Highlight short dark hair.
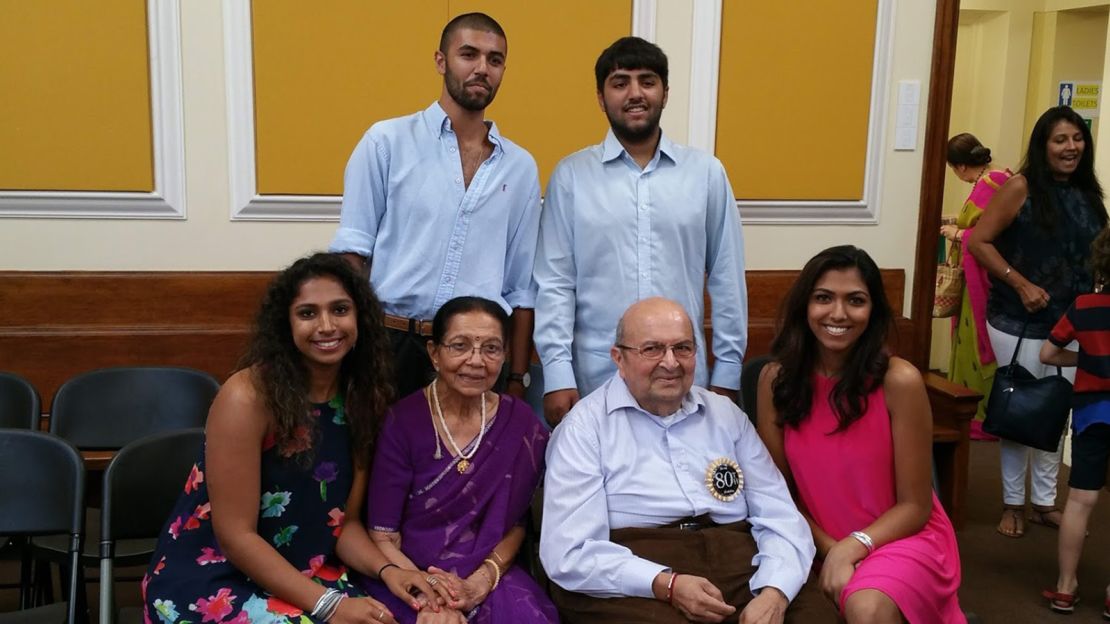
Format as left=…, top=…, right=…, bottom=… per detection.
left=594, top=36, right=668, bottom=92
left=770, top=245, right=893, bottom=431
left=1020, top=106, right=1106, bottom=232
left=1091, top=227, right=1110, bottom=287
left=431, top=296, right=511, bottom=344
left=946, top=133, right=992, bottom=167
left=439, top=12, right=506, bottom=53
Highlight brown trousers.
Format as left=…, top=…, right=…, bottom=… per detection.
left=551, top=519, right=837, bottom=624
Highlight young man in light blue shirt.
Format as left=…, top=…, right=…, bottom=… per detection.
left=330, top=13, right=540, bottom=399
left=534, top=36, right=747, bottom=425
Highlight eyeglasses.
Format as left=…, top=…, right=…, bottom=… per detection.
left=615, top=341, right=696, bottom=360
left=440, top=340, right=506, bottom=359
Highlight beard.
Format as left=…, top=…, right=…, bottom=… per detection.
left=445, top=70, right=497, bottom=112
left=605, top=104, right=662, bottom=144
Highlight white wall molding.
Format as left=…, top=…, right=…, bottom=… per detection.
left=224, top=1, right=340, bottom=221
left=689, top=0, right=894, bottom=224
left=0, top=0, right=186, bottom=219
left=632, top=0, right=658, bottom=41
left=687, top=0, right=722, bottom=153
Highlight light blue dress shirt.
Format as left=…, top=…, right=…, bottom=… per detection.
left=534, top=130, right=747, bottom=396
left=330, top=102, right=542, bottom=318
left=539, top=375, right=815, bottom=601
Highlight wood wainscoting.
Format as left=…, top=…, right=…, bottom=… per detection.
left=0, top=267, right=975, bottom=525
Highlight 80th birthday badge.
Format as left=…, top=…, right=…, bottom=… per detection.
left=705, top=457, right=743, bottom=502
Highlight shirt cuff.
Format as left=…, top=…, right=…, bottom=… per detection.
left=1047, top=333, right=1070, bottom=348
left=543, top=360, right=578, bottom=394
left=504, top=287, right=537, bottom=309
left=709, top=361, right=742, bottom=390
left=328, top=227, right=375, bottom=258
left=750, top=564, right=803, bottom=602
left=620, top=558, right=668, bottom=599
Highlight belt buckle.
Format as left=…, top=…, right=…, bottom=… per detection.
left=678, top=521, right=700, bottom=531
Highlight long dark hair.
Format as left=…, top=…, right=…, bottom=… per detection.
left=770, top=245, right=892, bottom=430
left=1021, top=106, right=1107, bottom=233
left=238, top=253, right=393, bottom=466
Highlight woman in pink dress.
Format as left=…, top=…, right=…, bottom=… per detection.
left=756, top=245, right=964, bottom=623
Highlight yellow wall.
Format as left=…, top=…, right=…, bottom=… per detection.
left=252, top=1, right=629, bottom=194
left=715, top=1, right=877, bottom=200
left=0, top=0, right=154, bottom=192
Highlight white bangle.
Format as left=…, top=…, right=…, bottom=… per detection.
left=849, top=530, right=875, bottom=554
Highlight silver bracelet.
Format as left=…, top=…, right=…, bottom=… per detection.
left=310, top=588, right=344, bottom=622
left=849, top=530, right=875, bottom=554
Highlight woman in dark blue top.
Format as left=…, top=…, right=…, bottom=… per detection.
left=968, top=106, right=1107, bottom=539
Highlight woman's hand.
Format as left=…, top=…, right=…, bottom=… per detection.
left=939, top=224, right=960, bottom=241
left=1017, top=280, right=1050, bottom=312
left=331, top=596, right=398, bottom=624
left=818, top=537, right=867, bottom=604
left=414, top=607, right=468, bottom=624
left=380, top=566, right=457, bottom=613
left=428, top=565, right=488, bottom=612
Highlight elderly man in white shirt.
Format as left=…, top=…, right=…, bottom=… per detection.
left=540, top=298, right=834, bottom=624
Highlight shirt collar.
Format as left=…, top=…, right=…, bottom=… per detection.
left=424, top=101, right=504, bottom=153
left=600, top=128, right=678, bottom=167
left=604, top=373, right=704, bottom=425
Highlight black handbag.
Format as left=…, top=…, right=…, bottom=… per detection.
left=983, top=322, right=1073, bottom=452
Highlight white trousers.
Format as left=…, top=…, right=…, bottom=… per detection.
left=986, top=322, right=1075, bottom=506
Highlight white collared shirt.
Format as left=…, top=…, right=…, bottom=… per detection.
left=540, top=375, right=814, bottom=600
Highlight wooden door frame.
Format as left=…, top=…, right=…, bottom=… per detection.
left=909, top=0, right=961, bottom=370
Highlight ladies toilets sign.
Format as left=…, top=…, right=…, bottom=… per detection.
left=1059, top=81, right=1101, bottom=119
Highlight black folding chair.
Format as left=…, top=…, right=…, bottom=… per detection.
left=99, top=428, right=204, bottom=624
left=0, top=430, right=85, bottom=624
left=0, top=372, right=40, bottom=430
left=0, top=372, right=42, bottom=603
left=34, top=367, right=218, bottom=605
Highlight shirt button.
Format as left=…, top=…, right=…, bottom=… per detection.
left=455, top=177, right=462, bottom=184
left=641, top=272, right=648, bottom=278
left=450, top=147, right=457, bottom=153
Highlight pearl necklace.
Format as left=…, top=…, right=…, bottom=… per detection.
left=431, top=379, right=486, bottom=474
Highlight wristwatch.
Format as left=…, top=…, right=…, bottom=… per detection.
left=508, top=371, right=531, bottom=388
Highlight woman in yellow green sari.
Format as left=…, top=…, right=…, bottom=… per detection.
left=940, top=133, right=1012, bottom=440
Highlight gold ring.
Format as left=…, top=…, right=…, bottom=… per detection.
left=427, top=576, right=439, bottom=586
left=377, top=609, right=384, bottom=620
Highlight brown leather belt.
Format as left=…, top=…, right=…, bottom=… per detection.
left=383, top=313, right=434, bottom=337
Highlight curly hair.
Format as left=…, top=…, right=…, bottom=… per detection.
left=1090, top=227, right=1110, bottom=289
left=1021, top=106, right=1107, bottom=233
left=238, top=253, right=393, bottom=466
left=770, top=245, right=893, bottom=431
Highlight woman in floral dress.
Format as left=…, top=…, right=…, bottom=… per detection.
left=143, top=254, right=446, bottom=624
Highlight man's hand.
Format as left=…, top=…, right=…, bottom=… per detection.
left=654, top=573, right=736, bottom=623
left=708, top=386, right=739, bottom=403
left=543, top=389, right=579, bottom=426
left=505, top=378, right=527, bottom=399
left=738, top=587, right=787, bottom=624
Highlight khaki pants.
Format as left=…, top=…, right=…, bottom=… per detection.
left=551, top=518, right=836, bottom=624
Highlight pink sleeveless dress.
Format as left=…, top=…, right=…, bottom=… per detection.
left=784, top=375, right=964, bottom=623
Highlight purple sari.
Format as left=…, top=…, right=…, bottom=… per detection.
left=358, top=390, right=558, bottom=623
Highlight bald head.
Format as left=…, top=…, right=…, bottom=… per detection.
left=611, top=298, right=697, bottom=416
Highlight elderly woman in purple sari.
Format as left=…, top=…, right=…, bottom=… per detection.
left=354, top=296, right=559, bottom=623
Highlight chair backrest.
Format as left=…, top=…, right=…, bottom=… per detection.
left=0, top=430, right=85, bottom=624
left=739, top=355, right=772, bottom=422
left=99, top=428, right=204, bottom=624
left=51, top=367, right=219, bottom=449
left=0, top=371, right=41, bottom=430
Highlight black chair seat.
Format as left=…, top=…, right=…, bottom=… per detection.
left=32, top=534, right=157, bottom=567
left=0, top=601, right=68, bottom=624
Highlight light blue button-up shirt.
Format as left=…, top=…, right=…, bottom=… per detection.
left=330, top=102, right=541, bottom=318
left=534, top=130, right=747, bottom=395
left=540, top=375, right=814, bottom=600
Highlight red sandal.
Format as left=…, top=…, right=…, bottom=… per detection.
left=1042, top=589, right=1079, bottom=614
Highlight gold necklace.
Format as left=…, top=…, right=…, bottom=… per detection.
left=431, top=379, right=486, bottom=473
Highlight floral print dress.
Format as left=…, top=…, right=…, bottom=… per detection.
left=143, top=398, right=364, bottom=624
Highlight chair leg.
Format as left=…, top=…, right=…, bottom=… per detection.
left=18, top=541, right=33, bottom=609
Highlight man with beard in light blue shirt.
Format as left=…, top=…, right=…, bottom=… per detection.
left=540, top=298, right=833, bottom=624
left=534, top=36, right=747, bottom=426
left=330, top=13, right=540, bottom=400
